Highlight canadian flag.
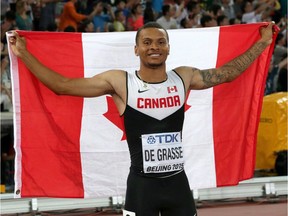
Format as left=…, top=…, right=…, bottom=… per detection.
left=167, top=86, right=178, bottom=93
left=8, top=23, right=276, bottom=198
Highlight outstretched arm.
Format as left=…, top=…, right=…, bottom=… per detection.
left=176, top=22, right=276, bottom=90
left=8, top=31, right=125, bottom=98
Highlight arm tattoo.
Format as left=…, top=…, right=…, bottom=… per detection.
left=230, top=41, right=267, bottom=73
left=199, top=68, right=226, bottom=88
left=198, top=41, right=269, bottom=88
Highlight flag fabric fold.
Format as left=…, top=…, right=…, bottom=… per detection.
left=8, top=23, right=276, bottom=198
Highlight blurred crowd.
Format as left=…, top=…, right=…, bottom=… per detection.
left=0, top=0, right=287, bottom=112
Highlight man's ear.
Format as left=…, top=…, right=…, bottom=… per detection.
left=134, top=45, right=139, bottom=56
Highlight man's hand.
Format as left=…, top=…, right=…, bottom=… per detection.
left=8, top=31, right=27, bottom=58
left=259, top=21, right=277, bottom=45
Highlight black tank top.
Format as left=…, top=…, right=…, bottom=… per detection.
left=123, top=70, right=186, bottom=177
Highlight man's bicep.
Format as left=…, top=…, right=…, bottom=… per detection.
left=190, top=68, right=226, bottom=90
left=88, top=71, right=117, bottom=96
left=188, top=68, right=208, bottom=90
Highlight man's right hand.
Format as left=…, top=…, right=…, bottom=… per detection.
left=8, top=31, right=27, bottom=58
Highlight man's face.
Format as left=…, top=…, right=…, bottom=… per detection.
left=244, top=2, right=253, bottom=13
left=135, top=28, right=170, bottom=68
left=205, top=19, right=217, bottom=27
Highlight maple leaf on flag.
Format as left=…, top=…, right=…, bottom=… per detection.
left=103, top=96, right=126, bottom=141
left=185, top=91, right=191, bottom=112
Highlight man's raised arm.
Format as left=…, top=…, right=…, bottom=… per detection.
left=8, top=31, right=121, bottom=97
left=180, top=22, right=276, bottom=90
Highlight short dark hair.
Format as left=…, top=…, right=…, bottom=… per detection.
left=135, top=22, right=169, bottom=44
left=5, top=10, right=16, bottom=21
left=217, top=15, right=227, bottom=25
left=162, top=4, right=171, bottom=16
left=200, top=15, right=212, bottom=27
left=208, top=4, right=221, bottom=16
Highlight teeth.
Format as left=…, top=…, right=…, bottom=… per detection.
left=150, top=54, right=160, bottom=57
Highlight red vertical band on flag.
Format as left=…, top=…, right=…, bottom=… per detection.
left=213, top=23, right=276, bottom=186
left=18, top=32, right=84, bottom=197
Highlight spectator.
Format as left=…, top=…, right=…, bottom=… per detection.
left=1, top=10, right=17, bottom=44
left=92, top=1, right=115, bottom=32
left=156, top=4, right=178, bottom=29
left=126, top=0, right=141, bottom=19
left=241, top=0, right=275, bottom=24
left=276, top=17, right=287, bottom=35
left=78, top=20, right=95, bottom=33
left=152, top=0, right=164, bottom=18
left=217, top=14, right=229, bottom=26
left=74, top=0, right=87, bottom=15
left=38, top=0, right=62, bottom=31
left=15, top=0, right=33, bottom=30
left=113, top=9, right=126, bottom=31
left=229, top=17, right=241, bottom=25
left=114, top=0, right=130, bottom=21
left=29, top=0, right=41, bottom=30
left=265, top=54, right=287, bottom=95
left=126, top=3, right=144, bottom=31
left=186, top=0, right=202, bottom=27
left=207, top=4, right=223, bottom=21
left=200, top=14, right=217, bottom=27
left=220, top=0, right=236, bottom=19
left=233, top=0, right=245, bottom=20
left=273, top=33, right=287, bottom=65
left=1, top=55, right=12, bottom=112
left=172, top=0, right=186, bottom=26
left=58, top=0, right=97, bottom=32
left=1, top=0, right=11, bottom=19
left=180, top=17, right=193, bottom=28
left=144, top=1, right=156, bottom=24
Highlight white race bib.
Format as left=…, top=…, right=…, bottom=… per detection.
left=141, top=132, right=185, bottom=173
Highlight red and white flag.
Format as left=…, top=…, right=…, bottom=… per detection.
left=167, top=86, right=178, bottom=93
left=8, top=23, right=276, bottom=198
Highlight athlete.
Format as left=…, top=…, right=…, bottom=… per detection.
left=9, top=21, right=275, bottom=216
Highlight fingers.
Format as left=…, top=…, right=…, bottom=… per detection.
left=271, top=21, right=280, bottom=33
left=268, top=21, right=279, bottom=32
left=265, top=21, right=274, bottom=29
left=7, top=31, right=20, bottom=45
left=260, top=21, right=279, bottom=35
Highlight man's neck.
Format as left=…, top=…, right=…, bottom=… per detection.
left=164, top=15, right=171, bottom=22
left=138, top=66, right=167, bottom=83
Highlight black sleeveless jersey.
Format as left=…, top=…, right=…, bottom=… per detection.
left=123, top=70, right=186, bottom=177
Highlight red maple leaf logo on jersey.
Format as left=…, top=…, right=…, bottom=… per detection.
left=103, top=91, right=192, bottom=141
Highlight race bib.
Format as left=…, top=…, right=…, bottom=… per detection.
left=141, top=132, right=185, bottom=173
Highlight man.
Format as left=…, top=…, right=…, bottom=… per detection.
left=200, top=14, right=217, bottom=27
left=91, top=0, right=115, bottom=32
left=156, top=4, right=178, bottom=29
left=37, top=0, right=62, bottom=31
left=9, top=21, right=274, bottom=216
left=58, top=0, right=97, bottom=32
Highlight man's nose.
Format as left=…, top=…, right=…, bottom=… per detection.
left=150, top=42, right=159, bottom=49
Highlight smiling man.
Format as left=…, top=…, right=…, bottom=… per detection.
left=9, top=21, right=275, bottom=216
